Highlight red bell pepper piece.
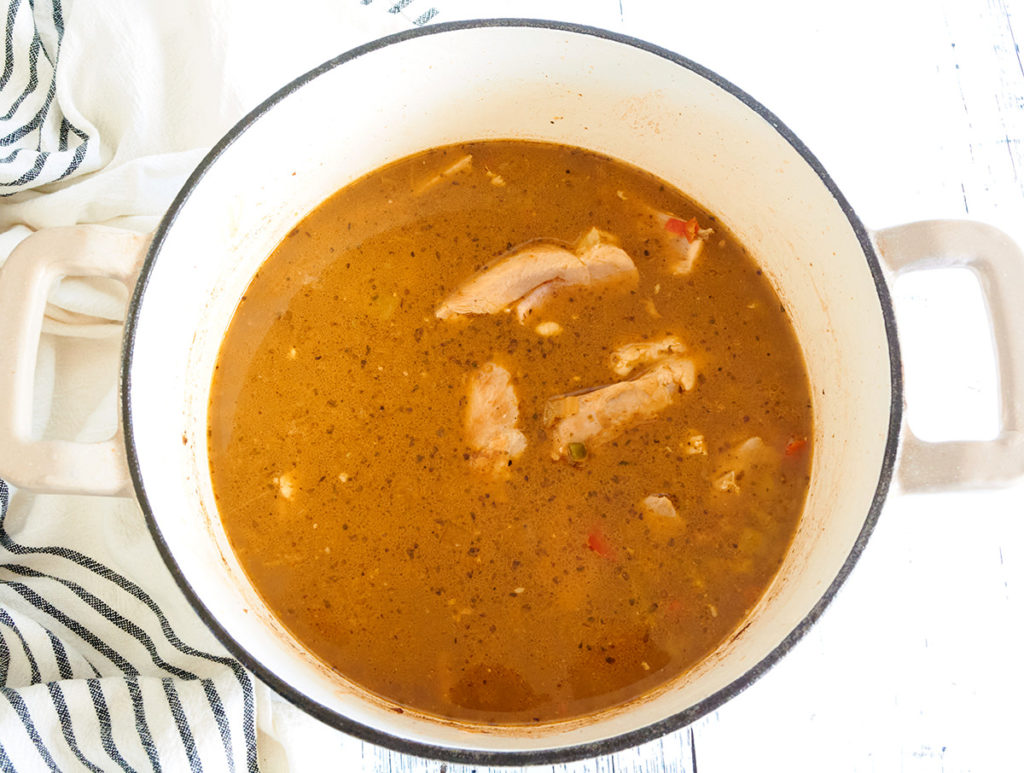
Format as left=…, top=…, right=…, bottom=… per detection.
left=665, top=216, right=699, bottom=242
left=785, top=436, right=808, bottom=456
left=587, top=528, right=614, bottom=559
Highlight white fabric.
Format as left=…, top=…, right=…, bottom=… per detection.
left=0, top=1, right=440, bottom=769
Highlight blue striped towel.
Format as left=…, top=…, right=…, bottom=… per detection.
left=0, top=481, right=260, bottom=772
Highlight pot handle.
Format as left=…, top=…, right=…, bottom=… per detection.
left=0, top=226, right=147, bottom=496
left=873, top=220, right=1024, bottom=492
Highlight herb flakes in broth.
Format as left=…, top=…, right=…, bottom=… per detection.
left=208, top=140, right=813, bottom=724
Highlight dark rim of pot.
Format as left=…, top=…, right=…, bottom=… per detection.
left=121, top=17, right=903, bottom=767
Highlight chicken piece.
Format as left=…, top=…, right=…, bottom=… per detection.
left=713, top=469, right=741, bottom=493
left=437, top=243, right=581, bottom=320
left=435, top=229, right=638, bottom=322
left=535, top=321, right=563, bottom=337
left=465, top=362, right=528, bottom=475
left=272, top=472, right=296, bottom=500
left=544, top=356, right=696, bottom=459
left=640, top=493, right=678, bottom=519
left=646, top=208, right=714, bottom=276
left=670, top=239, right=708, bottom=276
left=516, top=234, right=638, bottom=322
left=609, top=335, right=687, bottom=376
left=711, top=437, right=777, bottom=494
left=684, top=433, right=707, bottom=455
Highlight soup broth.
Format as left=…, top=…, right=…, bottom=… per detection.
left=208, top=140, right=812, bottom=724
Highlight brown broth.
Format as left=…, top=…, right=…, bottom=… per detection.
left=208, top=140, right=813, bottom=724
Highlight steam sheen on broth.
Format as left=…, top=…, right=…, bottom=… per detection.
left=208, top=140, right=813, bottom=724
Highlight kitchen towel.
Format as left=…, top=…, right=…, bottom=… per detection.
left=0, top=0, right=442, bottom=769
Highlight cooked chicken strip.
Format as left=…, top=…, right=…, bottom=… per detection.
left=609, top=335, right=687, bottom=376
left=544, top=356, right=696, bottom=459
left=516, top=239, right=638, bottom=322
left=465, top=362, right=528, bottom=475
left=436, top=229, right=638, bottom=321
left=437, top=243, right=581, bottom=320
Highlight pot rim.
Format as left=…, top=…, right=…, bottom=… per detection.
left=121, top=17, right=903, bottom=765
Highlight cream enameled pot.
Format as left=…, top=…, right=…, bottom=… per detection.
left=2, top=20, right=1023, bottom=765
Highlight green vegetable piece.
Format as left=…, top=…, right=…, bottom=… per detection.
left=568, top=442, right=587, bottom=460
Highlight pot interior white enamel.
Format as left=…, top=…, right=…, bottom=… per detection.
left=124, top=21, right=898, bottom=761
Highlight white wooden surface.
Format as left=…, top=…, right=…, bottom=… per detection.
left=300, top=1, right=1023, bottom=771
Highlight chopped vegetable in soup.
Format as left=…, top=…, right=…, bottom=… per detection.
left=208, top=140, right=813, bottom=724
